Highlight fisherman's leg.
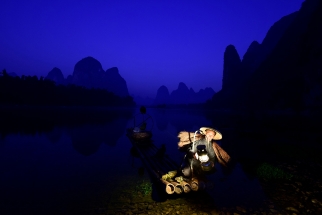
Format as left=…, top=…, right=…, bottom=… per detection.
left=191, top=159, right=203, bottom=176
left=181, top=158, right=192, bottom=178
left=181, top=166, right=192, bottom=177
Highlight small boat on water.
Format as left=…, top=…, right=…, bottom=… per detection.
left=126, top=127, right=152, bottom=143
left=126, top=106, right=154, bottom=145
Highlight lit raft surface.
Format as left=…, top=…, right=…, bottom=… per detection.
left=127, top=130, right=208, bottom=195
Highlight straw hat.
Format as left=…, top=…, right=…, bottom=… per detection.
left=199, top=127, right=222, bottom=140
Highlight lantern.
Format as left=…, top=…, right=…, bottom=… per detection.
left=197, top=145, right=213, bottom=171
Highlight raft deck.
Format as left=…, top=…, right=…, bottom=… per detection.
left=129, top=134, right=205, bottom=195
left=131, top=140, right=179, bottom=181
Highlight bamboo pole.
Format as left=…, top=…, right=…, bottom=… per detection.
left=132, top=142, right=183, bottom=195
left=132, top=144, right=169, bottom=192
left=189, top=178, right=206, bottom=191
left=146, top=144, right=211, bottom=193
left=146, top=145, right=178, bottom=172
left=139, top=147, right=171, bottom=180
left=190, top=178, right=198, bottom=191
left=147, top=144, right=179, bottom=171
left=142, top=144, right=205, bottom=194
left=143, top=147, right=171, bottom=173
left=143, top=146, right=181, bottom=189
left=180, top=180, right=191, bottom=193
left=133, top=144, right=160, bottom=173
left=138, top=146, right=181, bottom=195
left=160, top=179, right=175, bottom=194
left=131, top=140, right=197, bottom=195
left=169, top=181, right=183, bottom=194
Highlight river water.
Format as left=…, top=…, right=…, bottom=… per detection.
left=0, top=107, right=271, bottom=214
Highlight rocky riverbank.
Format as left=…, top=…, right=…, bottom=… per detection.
left=96, top=159, right=322, bottom=215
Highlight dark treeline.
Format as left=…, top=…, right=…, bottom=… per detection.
left=0, top=70, right=135, bottom=107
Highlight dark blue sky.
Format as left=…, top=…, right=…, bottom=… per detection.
left=1, top=0, right=304, bottom=98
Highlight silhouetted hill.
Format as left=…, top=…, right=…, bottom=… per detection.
left=153, top=82, right=215, bottom=106
left=104, top=67, right=129, bottom=97
left=196, top=87, right=216, bottom=103
left=245, top=12, right=298, bottom=74
left=221, top=12, right=297, bottom=95
left=210, top=0, right=322, bottom=111
left=154, top=85, right=170, bottom=105
left=72, top=56, right=105, bottom=89
left=0, top=70, right=135, bottom=107
left=72, top=57, right=129, bottom=97
left=170, top=82, right=195, bottom=104
left=243, top=0, right=321, bottom=111
left=45, top=67, right=65, bottom=85
left=0, top=70, right=18, bottom=77
left=241, top=41, right=261, bottom=75
left=45, top=56, right=129, bottom=97
left=222, top=45, right=242, bottom=92
left=215, top=11, right=298, bottom=109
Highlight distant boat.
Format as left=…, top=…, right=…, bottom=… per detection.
left=126, top=106, right=154, bottom=145
left=126, top=128, right=152, bottom=143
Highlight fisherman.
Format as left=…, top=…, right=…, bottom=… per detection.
left=178, top=127, right=229, bottom=178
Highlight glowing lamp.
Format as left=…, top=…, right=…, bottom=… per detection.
left=197, top=147, right=209, bottom=162
left=197, top=145, right=214, bottom=172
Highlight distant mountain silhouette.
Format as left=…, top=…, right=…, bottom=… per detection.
left=104, top=67, right=129, bottom=97
left=170, top=82, right=195, bottom=104
left=1, top=70, right=18, bottom=77
left=45, top=67, right=65, bottom=85
left=196, top=87, right=216, bottom=103
left=153, top=82, right=215, bottom=106
left=244, top=0, right=322, bottom=110
left=222, top=44, right=242, bottom=92
left=45, top=56, right=129, bottom=97
left=243, top=12, right=298, bottom=74
left=72, top=57, right=129, bottom=97
left=154, top=85, right=170, bottom=105
left=72, top=56, right=105, bottom=88
left=210, top=0, right=322, bottom=111
left=217, top=12, right=298, bottom=107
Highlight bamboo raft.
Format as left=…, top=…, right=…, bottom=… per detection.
left=127, top=130, right=207, bottom=195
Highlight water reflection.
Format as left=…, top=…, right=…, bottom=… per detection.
left=153, top=108, right=213, bottom=133
left=70, top=118, right=128, bottom=155
left=0, top=107, right=271, bottom=214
